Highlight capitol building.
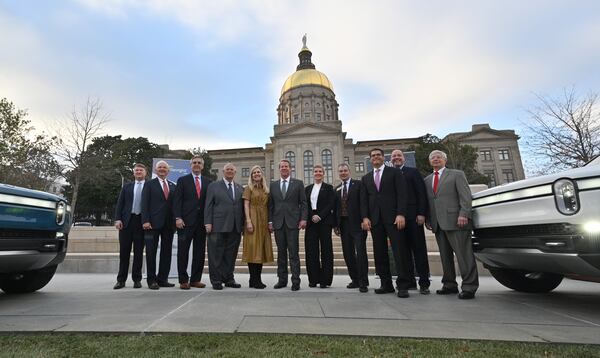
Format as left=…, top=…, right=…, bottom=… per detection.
left=208, top=41, right=525, bottom=187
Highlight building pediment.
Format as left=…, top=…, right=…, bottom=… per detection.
left=275, top=121, right=342, bottom=137
left=445, top=123, right=519, bottom=141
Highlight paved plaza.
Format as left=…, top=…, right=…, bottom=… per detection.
left=1, top=274, right=599, bottom=344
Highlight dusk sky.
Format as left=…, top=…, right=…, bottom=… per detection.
left=2, top=1, right=599, bottom=154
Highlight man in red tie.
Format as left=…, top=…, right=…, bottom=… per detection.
left=425, top=150, right=479, bottom=299
left=172, top=155, right=212, bottom=290
left=141, top=160, right=176, bottom=290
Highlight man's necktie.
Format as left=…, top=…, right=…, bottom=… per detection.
left=195, top=176, right=201, bottom=198
left=375, top=169, right=381, bottom=192
left=162, top=179, right=169, bottom=200
left=342, top=180, right=348, bottom=199
left=228, top=182, right=234, bottom=200
left=281, top=180, right=287, bottom=198
left=133, top=182, right=142, bottom=214
left=433, top=171, right=440, bottom=194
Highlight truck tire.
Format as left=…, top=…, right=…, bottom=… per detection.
left=0, top=265, right=58, bottom=294
left=488, top=267, right=563, bottom=293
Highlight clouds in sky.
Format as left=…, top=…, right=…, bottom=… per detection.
left=1, top=1, right=599, bottom=150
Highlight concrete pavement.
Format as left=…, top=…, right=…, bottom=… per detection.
left=1, top=274, right=599, bottom=344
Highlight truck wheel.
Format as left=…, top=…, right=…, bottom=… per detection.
left=488, top=267, right=563, bottom=293
left=0, top=265, right=58, bottom=294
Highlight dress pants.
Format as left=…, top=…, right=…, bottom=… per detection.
left=177, top=223, right=206, bottom=284
left=144, top=224, right=174, bottom=284
left=435, top=229, right=479, bottom=293
left=116, top=214, right=144, bottom=283
left=305, top=220, right=333, bottom=286
left=207, top=231, right=241, bottom=285
left=404, top=218, right=431, bottom=287
left=371, top=222, right=412, bottom=290
left=339, top=217, right=369, bottom=288
left=274, top=223, right=301, bottom=286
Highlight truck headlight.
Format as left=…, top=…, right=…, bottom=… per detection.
left=553, top=179, right=579, bottom=215
left=56, top=201, right=66, bottom=225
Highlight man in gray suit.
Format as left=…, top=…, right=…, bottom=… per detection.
left=268, top=159, right=308, bottom=291
left=424, top=150, right=479, bottom=299
left=204, top=163, right=245, bottom=290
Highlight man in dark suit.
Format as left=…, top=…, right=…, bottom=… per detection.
left=334, top=163, right=369, bottom=293
left=173, top=155, right=212, bottom=290
left=360, top=148, right=412, bottom=298
left=204, top=163, right=244, bottom=290
left=268, top=159, right=307, bottom=291
left=391, top=149, right=431, bottom=294
left=304, top=164, right=335, bottom=288
left=425, top=150, right=479, bottom=299
left=113, top=163, right=147, bottom=290
left=141, top=160, right=176, bottom=290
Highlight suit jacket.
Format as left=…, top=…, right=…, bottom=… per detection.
left=114, top=181, right=145, bottom=229
left=360, top=166, right=408, bottom=225
left=268, top=178, right=308, bottom=230
left=305, top=182, right=335, bottom=227
left=398, top=165, right=428, bottom=219
left=334, top=178, right=364, bottom=232
left=204, top=180, right=244, bottom=233
left=172, top=173, right=211, bottom=228
left=141, top=177, right=176, bottom=230
left=424, top=168, right=472, bottom=232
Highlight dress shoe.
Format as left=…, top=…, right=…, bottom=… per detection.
left=419, top=286, right=430, bottom=295
left=225, top=281, right=241, bottom=288
left=458, top=291, right=475, bottom=300
left=308, top=283, right=317, bottom=288
left=113, top=282, right=125, bottom=290
left=397, top=289, right=410, bottom=298
left=190, top=281, right=206, bottom=288
left=273, top=282, right=287, bottom=289
left=319, top=284, right=329, bottom=289
left=359, top=286, right=369, bottom=293
left=158, top=281, right=175, bottom=288
left=180, top=282, right=190, bottom=290
left=256, top=281, right=267, bottom=289
left=374, top=286, right=395, bottom=294
left=133, top=281, right=142, bottom=289
left=436, top=287, right=459, bottom=295
left=291, top=284, right=300, bottom=291
left=408, top=282, right=418, bottom=290
left=347, top=281, right=359, bottom=289
left=212, top=283, right=223, bottom=290
left=148, top=282, right=160, bottom=290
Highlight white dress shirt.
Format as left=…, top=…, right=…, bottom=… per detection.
left=310, top=182, right=322, bottom=210
left=431, top=167, right=446, bottom=189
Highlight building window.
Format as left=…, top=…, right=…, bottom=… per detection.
left=270, top=160, right=274, bottom=180
left=344, top=156, right=350, bottom=164
left=326, top=114, right=331, bottom=121
left=303, top=150, right=314, bottom=183
left=285, top=151, right=296, bottom=178
left=304, top=113, right=310, bottom=120
left=484, top=170, right=496, bottom=187
left=316, top=113, right=321, bottom=121
left=480, top=150, right=492, bottom=161
left=355, top=162, right=365, bottom=172
left=502, top=170, right=514, bottom=183
left=293, top=114, right=299, bottom=122
left=241, top=168, right=250, bottom=177
left=498, top=149, right=510, bottom=161
left=321, top=149, right=333, bottom=183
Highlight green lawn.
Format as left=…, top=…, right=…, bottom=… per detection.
left=0, top=333, right=598, bottom=357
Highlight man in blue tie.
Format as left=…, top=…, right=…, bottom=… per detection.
left=113, top=163, right=147, bottom=289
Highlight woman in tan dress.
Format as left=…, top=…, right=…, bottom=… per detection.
left=243, top=165, right=274, bottom=289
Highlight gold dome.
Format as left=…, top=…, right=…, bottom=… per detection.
left=281, top=69, right=333, bottom=95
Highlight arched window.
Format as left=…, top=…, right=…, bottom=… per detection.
left=303, top=150, right=314, bottom=183
left=285, top=151, right=296, bottom=178
left=321, top=149, right=333, bottom=183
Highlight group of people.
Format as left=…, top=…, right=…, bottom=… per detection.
left=114, top=148, right=479, bottom=299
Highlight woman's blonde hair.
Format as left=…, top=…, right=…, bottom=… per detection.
left=247, top=165, right=269, bottom=193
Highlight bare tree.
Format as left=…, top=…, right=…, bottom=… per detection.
left=55, top=97, right=110, bottom=215
left=522, top=87, right=600, bottom=172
